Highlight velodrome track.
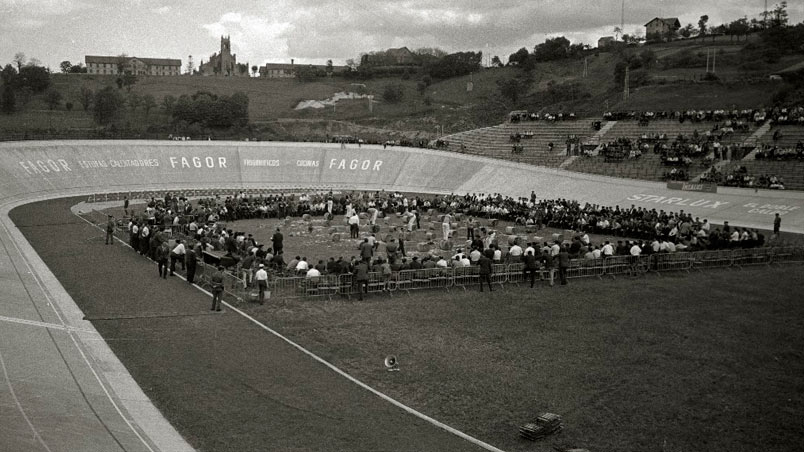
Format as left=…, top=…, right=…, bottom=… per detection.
left=1, top=140, right=803, bottom=452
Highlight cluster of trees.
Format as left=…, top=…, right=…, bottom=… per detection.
left=59, top=61, right=88, bottom=73
left=508, top=36, right=590, bottom=70
left=169, top=91, right=249, bottom=128
left=345, top=48, right=482, bottom=81
left=1, top=53, right=52, bottom=114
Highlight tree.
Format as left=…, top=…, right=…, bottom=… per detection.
left=508, top=47, right=531, bottom=68
left=142, top=94, right=156, bottom=117
left=116, top=54, right=128, bottom=74
left=44, top=89, right=62, bottom=110
left=326, top=59, right=333, bottom=76
left=728, top=17, right=750, bottom=41
left=771, top=1, right=788, bottom=28
left=161, top=95, right=176, bottom=113
left=496, top=76, right=533, bottom=103
left=59, top=61, right=73, bottom=73
left=1, top=85, right=15, bottom=114
left=78, top=86, right=93, bottom=110
left=640, top=49, right=657, bottom=69
left=491, top=56, right=503, bottom=67
left=382, top=84, right=404, bottom=103
left=251, top=65, right=258, bottom=77
left=17, top=65, right=51, bottom=92
left=69, top=63, right=87, bottom=74
left=680, top=23, right=694, bottom=38
left=93, top=86, right=125, bottom=125
left=698, top=15, right=709, bottom=36
left=128, top=92, right=142, bottom=112
left=122, top=73, right=137, bottom=91
left=65, top=102, right=73, bottom=111
left=533, top=36, right=585, bottom=62
left=1, top=64, right=17, bottom=85
left=13, top=52, right=25, bottom=71
left=613, top=26, right=623, bottom=41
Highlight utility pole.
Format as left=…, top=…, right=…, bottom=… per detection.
left=712, top=49, right=716, bottom=73
left=623, top=66, right=630, bottom=101
left=706, top=49, right=710, bottom=73
left=583, top=57, right=588, bottom=78
left=621, top=0, right=625, bottom=36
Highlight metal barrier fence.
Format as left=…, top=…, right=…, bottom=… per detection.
left=771, top=246, right=804, bottom=265
left=82, top=213, right=804, bottom=301
left=566, top=259, right=607, bottom=279
left=691, top=249, right=733, bottom=270
left=653, top=252, right=695, bottom=273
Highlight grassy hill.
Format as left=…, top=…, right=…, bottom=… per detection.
left=3, top=33, right=803, bottom=140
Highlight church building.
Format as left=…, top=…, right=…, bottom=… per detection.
left=198, top=36, right=249, bottom=76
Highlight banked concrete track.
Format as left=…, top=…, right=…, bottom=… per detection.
left=1, top=141, right=803, bottom=452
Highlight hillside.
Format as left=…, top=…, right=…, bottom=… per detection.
left=2, top=34, right=803, bottom=141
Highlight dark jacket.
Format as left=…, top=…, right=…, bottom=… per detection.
left=523, top=253, right=539, bottom=270
left=478, top=255, right=493, bottom=275
left=558, top=250, right=571, bottom=268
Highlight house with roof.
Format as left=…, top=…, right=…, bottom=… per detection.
left=645, top=17, right=681, bottom=41
left=597, top=36, right=616, bottom=49
left=85, top=55, right=181, bottom=76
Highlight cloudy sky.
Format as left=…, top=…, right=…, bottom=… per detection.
left=1, top=0, right=802, bottom=71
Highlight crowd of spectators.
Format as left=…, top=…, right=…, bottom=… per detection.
left=602, top=107, right=804, bottom=125
left=755, top=141, right=804, bottom=161
left=510, top=111, right=578, bottom=122
left=119, top=187, right=775, bottom=296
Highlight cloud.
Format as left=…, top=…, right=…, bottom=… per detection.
left=202, top=10, right=293, bottom=63
left=0, top=0, right=86, bottom=15
left=152, top=5, right=170, bottom=15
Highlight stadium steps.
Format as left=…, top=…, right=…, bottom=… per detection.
left=742, top=120, right=773, bottom=158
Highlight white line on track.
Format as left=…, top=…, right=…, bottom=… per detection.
left=0, top=314, right=99, bottom=334
left=0, top=346, right=54, bottom=452
left=77, top=209, right=508, bottom=452
left=1, top=211, right=156, bottom=452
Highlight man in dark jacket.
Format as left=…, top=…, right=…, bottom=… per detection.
left=558, top=243, right=571, bottom=285
left=522, top=250, right=539, bottom=288
left=210, top=266, right=224, bottom=311
left=185, top=246, right=198, bottom=284
left=354, top=260, right=370, bottom=300
left=478, top=251, right=494, bottom=292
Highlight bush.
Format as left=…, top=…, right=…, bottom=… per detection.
left=382, top=84, right=404, bottom=103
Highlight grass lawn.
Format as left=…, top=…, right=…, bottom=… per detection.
left=241, top=267, right=804, bottom=452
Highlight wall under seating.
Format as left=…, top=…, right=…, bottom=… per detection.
left=1, top=140, right=803, bottom=233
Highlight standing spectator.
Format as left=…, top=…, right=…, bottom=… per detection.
left=354, top=260, right=370, bottom=300
left=170, top=239, right=185, bottom=276
left=523, top=250, right=539, bottom=288
left=210, top=266, right=224, bottom=312
left=105, top=215, right=115, bottom=245
left=130, top=221, right=139, bottom=250
left=240, top=252, right=255, bottom=288
left=255, top=264, right=268, bottom=305
left=139, top=223, right=150, bottom=256
left=185, top=246, right=198, bottom=284
left=442, top=212, right=452, bottom=241
left=558, top=244, right=571, bottom=285
left=773, top=213, right=781, bottom=240
left=272, top=228, right=283, bottom=255
left=359, top=238, right=373, bottom=262
left=156, top=240, right=170, bottom=279
left=478, top=251, right=494, bottom=292
left=540, top=250, right=555, bottom=287
left=348, top=212, right=360, bottom=239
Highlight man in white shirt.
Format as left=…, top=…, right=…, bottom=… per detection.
left=629, top=241, right=642, bottom=256
left=254, top=264, right=268, bottom=305
left=469, top=248, right=482, bottom=264
left=348, top=213, right=360, bottom=239
left=170, top=239, right=185, bottom=276
left=602, top=241, right=614, bottom=257
left=435, top=256, right=448, bottom=268
left=306, top=267, right=321, bottom=278
left=442, top=212, right=452, bottom=240
left=295, top=257, right=310, bottom=275
left=550, top=241, right=561, bottom=257
left=508, top=243, right=523, bottom=262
